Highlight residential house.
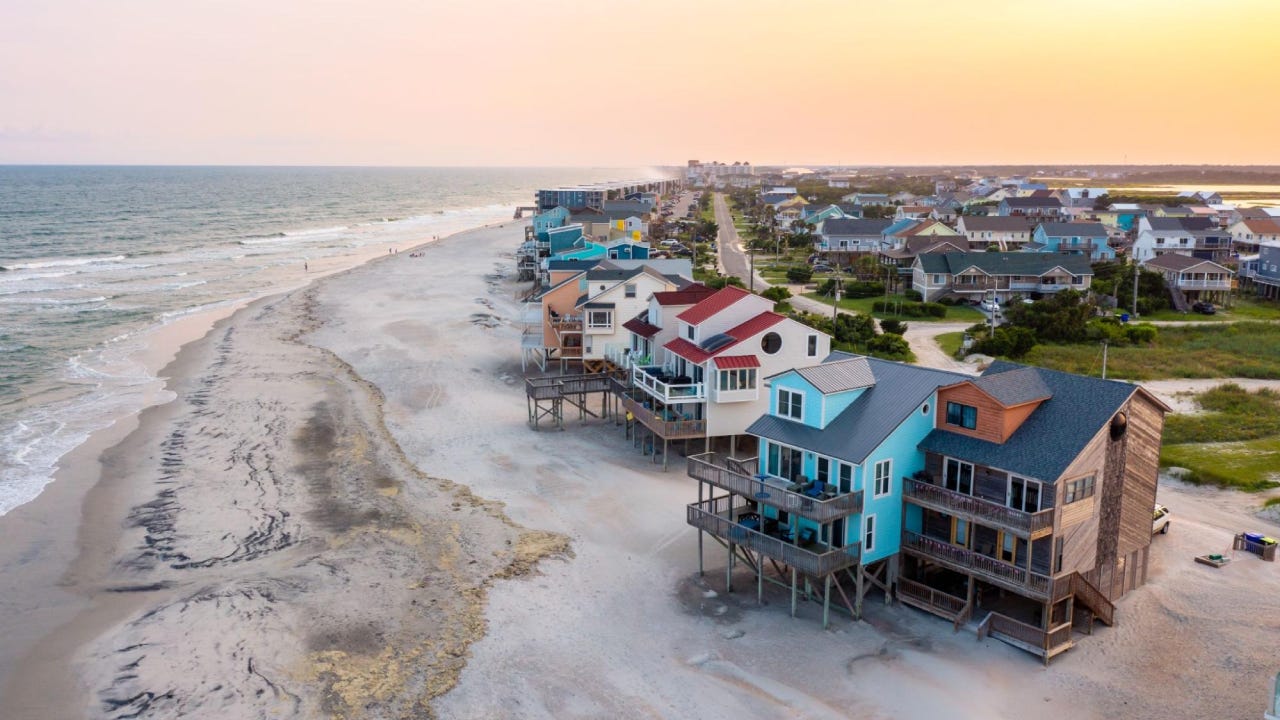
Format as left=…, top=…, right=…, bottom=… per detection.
left=827, top=175, right=855, bottom=189
left=815, top=218, right=894, bottom=265
left=1142, top=254, right=1233, bottom=303
left=773, top=195, right=812, bottom=223
left=844, top=193, right=891, bottom=206
left=1056, top=188, right=1110, bottom=208
left=956, top=216, right=1034, bottom=251
left=617, top=284, right=717, bottom=370
left=896, top=205, right=933, bottom=221
left=686, top=354, right=1168, bottom=662
left=803, top=204, right=851, bottom=225
left=879, top=236, right=971, bottom=286
left=1249, top=241, right=1280, bottom=299
left=890, top=191, right=919, bottom=205
left=761, top=187, right=799, bottom=206
left=1176, top=190, right=1223, bottom=205
left=913, top=252, right=1093, bottom=302
left=1228, top=217, right=1280, bottom=255
left=617, top=285, right=832, bottom=458
left=999, top=196, right=1064, bottom=219
left=1028, top=222, right=1115, bottom=260
left=1132, top=216, right=1232, bottom=263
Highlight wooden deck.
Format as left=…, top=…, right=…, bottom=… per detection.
left=687, top=496, right=861, bottom=578
left=900, top=530, right=1057, bottom=600
left=903, top=478, right=1053, bottom=540
left=618, top=391, right=707, bottom=441
left=688, top=453, right=863, bottom=524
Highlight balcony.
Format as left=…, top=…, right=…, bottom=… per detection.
left=900, top=531, right=1057, bottom=600
left=618, top=392, right=707, bottom=440
left=903, top=478, right=1052, bottom=539
left=631, top=365, right=706, bottom=403
left=688, top=454, right=863, bottom=523
left=687, top=496, right=861, bottom=577
left=550, top=313, right=583, bottom=333
left=1173, top=277, right=1232, bottom=290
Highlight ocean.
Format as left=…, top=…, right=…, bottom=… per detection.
left=0, top=165, right=662, bottom=515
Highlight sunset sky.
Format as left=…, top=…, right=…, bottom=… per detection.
left=2, top=0, right=1278, bottom=166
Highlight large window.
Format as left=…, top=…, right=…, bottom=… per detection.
left=864, top=514, right=876, bottom=553
left=838, top=462, right=853, bottom=494
left=807, top=334, right=818, bottom=357
left=717, top=369, right=757, bottom=392
left=873, top=459, right=892, bottom=498
left=1064, top=475, right=1096, bottom=504
left=766, top=442, right=803, bottom=481
left=816, top=457, right=830, bottom=485
left=778, top=388, right=803, bottom=420
left=945, top=401, right=977, bottom=430
left=943, top=458, right=973, bottom=495
left=587, top=310, right=613, bottom=330
left=1008, top=476, right=1042, bottom=512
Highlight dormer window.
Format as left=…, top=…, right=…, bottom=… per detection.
left=778, top=388, right=803, bottom=420
left=686, top=324, right=696, bottom=340
left=945, top=401, right=977, bottom=430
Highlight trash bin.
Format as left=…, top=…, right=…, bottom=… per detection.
left=1119, top=313, right=1130, bottom=322
left=1245, top=532, right=1266, bottom=543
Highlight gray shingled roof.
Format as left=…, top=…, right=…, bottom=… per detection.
left=1003, top=196, right=1063, bottom=208
left=791, top=357, right=876, bottom=394
left=1037, top=222, right=1108, bottom=238
left=1147, top=217, right=1215, bottom=232
left=961, top=216, right=1033, bottom=232
left=971, top=367, right=1052, bottom=406
left=917, top=252, right=1093, bottom=276
left=918, top=361, right=1141, bottom=482
left=821, top=218, right=894, bottom=236
left=748, top=355, right=969, bottom=466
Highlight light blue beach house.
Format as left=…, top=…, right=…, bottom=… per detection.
left=1027, top=222, right=1115, bottom=260
left=686, top=354, right=1169, bottom=662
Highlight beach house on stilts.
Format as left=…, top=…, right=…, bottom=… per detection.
left=687, top=354, right=1169, bottom=663
left=616, top=285, right=831, bottom=468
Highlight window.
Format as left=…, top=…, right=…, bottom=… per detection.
left=838, top=463, right=853, bottom=494
left=945, top=401, right=977, bottom=429
left=778, top=388, right=803, bottom=420
left=873, top=459, right=892, bottom=498
left=807, top=334, right=818, bottom=357
left=717, top=368, right=757, bottom=391
left=932, top=274, right=944, bottom=284
left=944, top=458, right=973, bottom=495
left=816, top=457, right=830, bottom=485
left=1008, top=476, right=1042, bottom=512
left=951, top=518, right=969, bottom=547
left=761, top=332, right=782, bottom=354
left=766, top=442, right=803, bottom=481
left=1064, top=475, right=1096, bottom=504
left=999, top=531, right=1016, bottom=563
left=624, top=284, right=637, bottom=298
left=587, top=310, right=612, bottom=329
left=1054, top=537, right=1064, bottom=574
left=685, top=324, right=695, bottom=340
left=921, top=403, right=930, bottom=415
left=863, top=514, right=876, bottom=553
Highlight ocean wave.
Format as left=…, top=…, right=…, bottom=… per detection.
left=0, top=255, right=127, bottom=271
left=0, top=295, right=108, bottom=306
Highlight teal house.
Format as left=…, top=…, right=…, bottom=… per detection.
left=1028, top=222, right=1115, bottom=260
left=533, top=206, right=571, bottom=242
left=686, top=354, right=1169, bottom=663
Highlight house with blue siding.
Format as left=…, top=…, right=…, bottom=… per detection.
left=685, top=356, right=1169, bottom=662
left=1028, top=222, right=1115, bottom=260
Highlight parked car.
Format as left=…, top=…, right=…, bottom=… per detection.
left=812, top=264, right=835, bottom=274
left=1192, top=301, right=1217, bottom=315
left=979, top=298, right=1001, bottom=312
left=1152, top=504, right=1171, bottom=535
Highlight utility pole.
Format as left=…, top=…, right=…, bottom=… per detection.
left=832, top=275, right=842, bottom=324
left=749, top=241, right=755, bottom=293
left=1101, top=339, right=1109, bottom=379
left=1132, top=261, right=1140, bottom=317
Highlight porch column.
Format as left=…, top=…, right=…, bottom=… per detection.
left=790, top=568, right=797, bottom=618
left=823, top=575, right=832, bottom=629
left=697, top=481, right=704, bottom=576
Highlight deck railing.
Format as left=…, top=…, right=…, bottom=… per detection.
left=902, top=478, right=1053, bottom=538
left=631, top=365, right=706, bottom=403
left=688, top=454, right=863, bottom=523
left=986, top=612, right=1074, bottom=658
left=619, top=393, right=707, bottom=440
left=896, top=577, right=967, bottom=621
left=1174, top=278, right=1232, bottom=290
left=687, top=496, right=861, bottom=577
left=900, top=531, right=1055, bottom=599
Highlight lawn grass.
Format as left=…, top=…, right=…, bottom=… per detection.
left=936, top=331, right=965, bottom=357
left=1160, top=384, right=1280, bottom=491
left=1139, top=297, right=1280, bottom=322
left=1025, top=322, right=1280, bottom=380
left=802, top=292, right=986, bottom=323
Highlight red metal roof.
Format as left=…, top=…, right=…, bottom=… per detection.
left=652, top=283, right=716, bottom=307
left=676, top=285, right=751, bottom=325
left=622, top=316, right=660, bottom=339
left=662, top=311, right=787, bottom=365
left=713, top=355, right=760, bottom=369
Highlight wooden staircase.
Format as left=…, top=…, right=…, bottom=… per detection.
left=1165, top=276, right=1191, bottom=312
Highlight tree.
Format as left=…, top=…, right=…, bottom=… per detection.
left=1003, top=289, right=1094, bottom=342
left=879, top=319, right=908, bottom=335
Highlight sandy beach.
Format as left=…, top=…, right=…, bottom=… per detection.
left=2, top=219, right=1279, bottom=719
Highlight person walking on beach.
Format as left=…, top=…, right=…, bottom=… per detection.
left=304, top=262, right=308, bottom=272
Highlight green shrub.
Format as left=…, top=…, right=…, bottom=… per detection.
left=1125, top=323, right=1158, bottom=344
left=867, top=332, right=912, bottom=359
left=761, top=286, right=792, bottom=303
left=871, top=300, right=947, bottom=318
left=785, top=266, right=813, bottom=284
left=843, top=281, right=885, bottom=299
left=973, top=326, right=1037, bottom=359
left=904, top=289, right=923, bottom=301
left=879, top=319, right=908, bottom=335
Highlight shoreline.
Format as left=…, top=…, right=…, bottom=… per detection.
left=0, top=217, right=553, bottom=718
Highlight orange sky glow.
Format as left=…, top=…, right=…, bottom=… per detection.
left=2, top=0, right=1278, bottom=166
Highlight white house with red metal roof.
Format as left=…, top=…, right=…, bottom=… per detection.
left=616, top=283, right=717, bottom=369
left=617, top=285, right=832, bottom=457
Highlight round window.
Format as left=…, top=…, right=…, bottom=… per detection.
left=922, top=403, right=930, bottom=415
left=760, top=332, right=782, bottom=354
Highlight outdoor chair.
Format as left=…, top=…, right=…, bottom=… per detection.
left=797, top=528, right=817, bottom=547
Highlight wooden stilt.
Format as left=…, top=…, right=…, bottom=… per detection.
left=757, top=551, right=763, bottom=604
left=790, top=568, right=797, bottom=618
left=697, top=481, right=704, bottom=576
left=855, top=564, right=865, bottom=619
left=662, top=438, right=669, bottom=471
left=885, top=555, right=899, bottom=604
left=726, top=541, right=734, bottom=592
left=823, top=575, right=832, bottom=629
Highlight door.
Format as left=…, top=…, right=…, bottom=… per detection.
left=831, top=518, right=846, bottom=548
left=950, top=518, right=969, bottom=548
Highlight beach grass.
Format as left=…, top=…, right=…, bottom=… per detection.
left=1161, top=384, right=1280, bottom=491
left=1024, top=322, right=1280, bottom=380
left=1265, top=496, right=1280, bottom=508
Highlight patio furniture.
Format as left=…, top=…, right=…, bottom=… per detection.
left=737, top=512, right=761, bottom=531
left=797, top=527, right=817, bottom=547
